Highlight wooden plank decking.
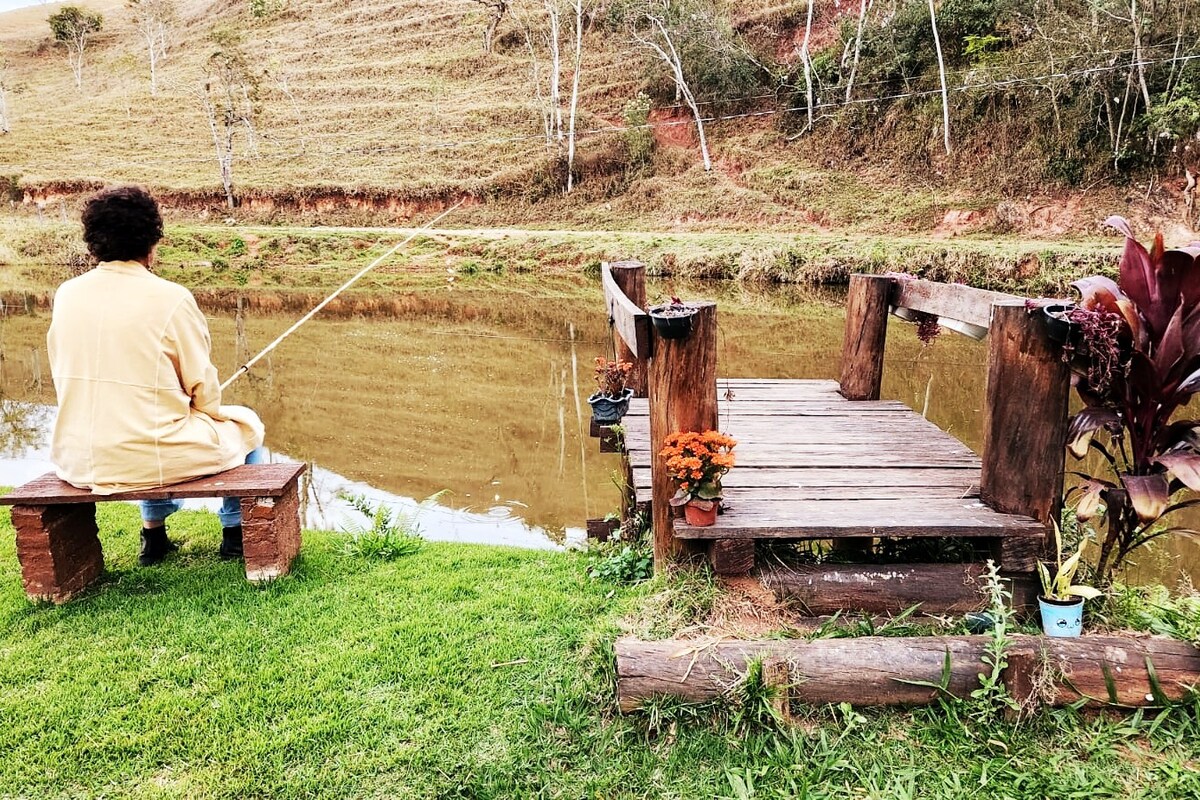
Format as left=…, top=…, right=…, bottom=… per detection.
left=622, top=378, right=1044, bottom=544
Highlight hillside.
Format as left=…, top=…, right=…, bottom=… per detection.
left=0, top=0, right=1197, bottom=238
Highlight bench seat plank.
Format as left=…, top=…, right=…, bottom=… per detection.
left=0, top=463, right=305, bottom=506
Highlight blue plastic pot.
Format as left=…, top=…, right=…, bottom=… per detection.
left=588, top=389, right=634, bottom=425
left=1039, top=596, right=1084, bottom=637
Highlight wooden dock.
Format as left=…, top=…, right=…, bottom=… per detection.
left=597, top=262, right=1069, bottom=606
left=620, top=378, right=1044, bottom=568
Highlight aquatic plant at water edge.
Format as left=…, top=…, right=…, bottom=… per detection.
left=1063, top=218, right=1200, bottom=585
left=338, top=492, right=441, bottom=560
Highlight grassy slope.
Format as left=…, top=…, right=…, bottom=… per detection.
left=0, top=0, right=1151, bottom=236
left=3, top=503, right=1200, bottom=799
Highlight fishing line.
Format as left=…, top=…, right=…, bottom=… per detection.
left=219, top=199, right=464, bottom=390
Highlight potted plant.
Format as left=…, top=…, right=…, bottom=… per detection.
left=1061, top=217, right=1200, bottom=586
left=1037, top=522, right=1101, bottom=637
left=588, top=357, right=634, bottom=425
left=648, top=296, right=697, bottom=340
left=659, top=430, right=736, bottom=526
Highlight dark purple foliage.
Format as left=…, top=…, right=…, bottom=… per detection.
left=1065, top=217, right=1200, bottom=584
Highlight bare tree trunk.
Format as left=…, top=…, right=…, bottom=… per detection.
left=636, top=15, right=712, bottom=171
left=524, top=25, right=553, bottom=146
left=1186, top=169, right=1197, bottom=229
left=0, top=83, right=9, bottom=135
left=928, top=0, right=951, bottom=155
left=68, top=39, right=85, bottom=90
left=201, top=86, right=236, bottom=209
left=845, top=0, right=870, bottom=103
left=545, top=0, right=563, bottom=142
left=566, top=0, right=585, bottom=192
left=800, top=0, right=815, bottom=132
left=1130, top=0, right=1152, bottom=111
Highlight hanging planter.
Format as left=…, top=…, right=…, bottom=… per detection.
left=588, top=388, right=634, bottom=425
left=649, top=298, right=697, bottom=340
left=588, top=357, right=634, bottom=425
left=1042, top=303, right=1078, bottom=345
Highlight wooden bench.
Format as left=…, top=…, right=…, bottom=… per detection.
left=0, top=462, right=306, bottom=603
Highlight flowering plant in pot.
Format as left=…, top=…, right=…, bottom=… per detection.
left=1037, top=522, right=1102, bottom=637
left=659, top=430, right=736, bottom=526
left=648, top=296, right=697, bottom=340
left=588, top=357, right=634, bottom=425
left=1062, top=217, right=1200, bottom=587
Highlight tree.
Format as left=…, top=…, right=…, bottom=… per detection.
left=565, top=0, right=589, bottom=191
left=199, top=31, right=260, bottom=209
left=471, top=0, right=508, bottom=54
left=127, top=0, right=176, bottom=95
left=629, top=2, right=715, bottom=171
left=928, top=0, right=951, bottom=155
left=0, top=59, right=15, bottom=134
left=48, top=6, right=103, bottom=91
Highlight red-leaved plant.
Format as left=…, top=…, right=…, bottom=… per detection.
left=1066, top=217, right=1200, bottom=585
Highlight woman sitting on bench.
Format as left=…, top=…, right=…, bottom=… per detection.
left=46, top=185, right=265, bottom=566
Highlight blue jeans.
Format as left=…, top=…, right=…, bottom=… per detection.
left=141, top=447, right=266, bottom=528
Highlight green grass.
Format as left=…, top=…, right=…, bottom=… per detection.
left=2, top=216, right=1122, bottom=297
left=3, top=503, right=1200, bottom=798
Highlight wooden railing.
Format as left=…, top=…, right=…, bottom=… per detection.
left=601, top=261, right=652, bottom=397
left=839, top=273, right=1071, bottom=537
left=600, top=260, right=718, bottom=567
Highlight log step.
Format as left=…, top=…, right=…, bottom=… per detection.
left=615, top=635, right=1200, bottom=712
left=759, top=563, right=1038, bottom=615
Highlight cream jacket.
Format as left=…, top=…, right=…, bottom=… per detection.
left=47, top=260, right=264, bottom=494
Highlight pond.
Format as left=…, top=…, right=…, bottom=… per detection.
left=1, top=273, right=1195, bottom=585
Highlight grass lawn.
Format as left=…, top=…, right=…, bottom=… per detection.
left=1, top=503, right=1199, bottom=799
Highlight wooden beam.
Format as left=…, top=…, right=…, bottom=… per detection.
left=0, top=463, right=307, bottom=505
left=671, top=497, right=1044, bottom=539
left=649, top=302, right=718, bottom=569
left=980, top=302, right=1071, bottom=550
left=616, top=635, right=1200, bottom=712
left=601, top=262, right=652, bottom=362
left=759, top=563, right=1038, bottom=614
left=607, top=261, right=649, bottom=396
left=840, top=275, right=891, bottom=400
left=890, top=278, right=1023, bottom=330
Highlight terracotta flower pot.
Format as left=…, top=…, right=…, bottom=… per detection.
left=683, top=500, right=719, bottom=527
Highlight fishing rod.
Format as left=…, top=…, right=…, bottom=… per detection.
left=219, top=199, right=465, bottom=391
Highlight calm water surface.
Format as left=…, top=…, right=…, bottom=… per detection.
left=1, top=274, right=1195, bottom=584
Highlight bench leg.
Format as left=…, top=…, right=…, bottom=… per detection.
left=11, top=503, right=103, bottom=603
left=240, top=484, right=301, bottom=582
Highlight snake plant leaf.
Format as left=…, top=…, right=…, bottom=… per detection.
left=1121, top=474, right=1170, bottom=522
left=1155, top=452, right=1200, bottom=492
left=1067, top=585, right=1103, bottom=600
left=1067, top=408, right=1120, bottom=458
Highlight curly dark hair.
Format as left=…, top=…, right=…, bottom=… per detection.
left=81, top=185, right=164, bottom=262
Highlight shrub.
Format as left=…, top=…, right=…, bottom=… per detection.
left=339, top=493, right=431, bottom=560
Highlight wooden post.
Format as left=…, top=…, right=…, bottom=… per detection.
left=608, top=261, right=648, bottom=397
left=649, top=302, right=718, bottom=570
left=980, top=302, right=1071, bottom=560
left=839, top=274, right=892, bottom=401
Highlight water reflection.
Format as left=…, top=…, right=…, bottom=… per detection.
left=0, top=403, right=580, bottom=550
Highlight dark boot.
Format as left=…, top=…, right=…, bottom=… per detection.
left=219, top=525, right=244, bottom=560
left=139, top=525, right=179, bottom=566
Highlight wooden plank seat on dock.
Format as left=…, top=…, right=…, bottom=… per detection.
left=0, top=462, right=306, bottom=603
